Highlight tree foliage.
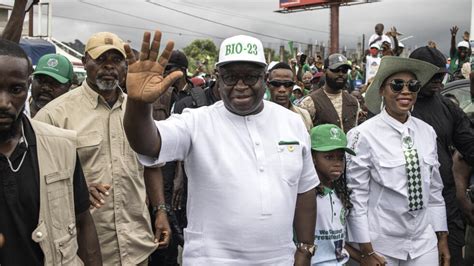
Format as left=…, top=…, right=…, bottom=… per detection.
left=182, top=39, right=218, bottom=74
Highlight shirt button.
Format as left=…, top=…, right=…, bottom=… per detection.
left=36, top=232, right=43, bottom=238
left=255, top=141, right=260, bottom=146
left=259, top=167, right=264, bottom=172
left=246, top=117, right=251, bottom=121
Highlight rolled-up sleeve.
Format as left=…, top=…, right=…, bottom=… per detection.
left=138, top=109, right=194, bottom=167
left=346, top=129, right=372, bottom=243
left=427, top=132, right=448, bottom=232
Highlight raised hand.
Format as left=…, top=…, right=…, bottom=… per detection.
left=125, top=30, right=183, bottom=103
left=451, top=26, right=459, bottom=37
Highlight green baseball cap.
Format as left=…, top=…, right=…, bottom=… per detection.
left=310, top=124, right=355, bottom=155
left=34, top=54, right=74, bottom=84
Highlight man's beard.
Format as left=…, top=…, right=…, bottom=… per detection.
left=0, top=108, right=23, bottom=143
left=96, top=77, right=118, bottom=91
left=325, top=76, right=346, bottom=91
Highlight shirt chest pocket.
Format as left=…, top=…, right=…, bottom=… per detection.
left=421, top=156, right=437, bottom=183
left=277, top=144, right=303, bottom=186
left=376, top=159, right=407, bottom=190
left=45, top=170, right=74, bottom=230
left=77, top=132, right=102, bottom=173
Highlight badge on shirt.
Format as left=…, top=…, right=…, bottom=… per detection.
left=278, top=141, right=299, bottom=152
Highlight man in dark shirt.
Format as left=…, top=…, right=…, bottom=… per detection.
left=0, top=39, right=101, bottom=265
left=410, top=46, right=474, bottom=265
left=173, top=77, right=220, bottom=114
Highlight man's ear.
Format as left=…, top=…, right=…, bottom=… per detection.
left=81, top=55, right=87, bottom=69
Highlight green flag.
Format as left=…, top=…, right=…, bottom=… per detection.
left=288, top=41, right=294, bottom=58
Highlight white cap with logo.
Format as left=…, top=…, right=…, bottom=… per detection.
left=458, top=41, right=470, bottom=49
left=216, top=35, right=267, bottom=67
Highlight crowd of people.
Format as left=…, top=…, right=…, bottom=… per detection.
left=1, top=1, right=474, bottom=266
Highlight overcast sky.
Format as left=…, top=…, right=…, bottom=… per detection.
left=2, top=0, right=472, bottom=56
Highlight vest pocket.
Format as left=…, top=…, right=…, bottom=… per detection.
left=46, top=170, right=74, bottom=230
left=54, top=227, right=82, bottom=265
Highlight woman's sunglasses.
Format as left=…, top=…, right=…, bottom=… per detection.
left=387, top=79, right=421, bottom=93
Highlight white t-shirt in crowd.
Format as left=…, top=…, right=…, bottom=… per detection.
left=365, top=56, right=381, bottom=84
left=139, top=100, right=319, bottom=265
left=312, top=187, right=350, bottom=266
left=368, top=34, right=392, bottom=48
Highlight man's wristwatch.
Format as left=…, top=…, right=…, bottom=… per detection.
left=296, top=242, right=317, bottom=257
left=151, top=204, right=168, bottom=216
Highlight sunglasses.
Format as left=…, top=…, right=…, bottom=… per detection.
left=387, top=79, right=421, bottom=93
left=329, top=67, right=349, bottom=74
left=268, top=80, right=295, bottom=88
left=221, top=74, right=262, bottom=86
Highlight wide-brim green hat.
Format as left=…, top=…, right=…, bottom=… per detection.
left=310, top=124, right=356, bottom=156
left=365, top=56, right=440, bottom=115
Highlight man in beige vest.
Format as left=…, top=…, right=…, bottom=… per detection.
left=35, top=32, right=170, bottom=265
left=0, top=39, right=101, bottom=265
left=299, top=54, right=359, bottom=133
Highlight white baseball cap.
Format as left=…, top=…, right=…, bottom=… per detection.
left=458, top=41, right=470, bottom=49
left=216, top=35, right=267, bottom=67
left=370, top=43, right=380, bottom=50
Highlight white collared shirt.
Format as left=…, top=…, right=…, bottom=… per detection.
left=345, top=109, right=447, bottom=260
left=139, top=100, right=319, bottom=265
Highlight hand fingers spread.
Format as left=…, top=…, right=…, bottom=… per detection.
left=157, top=41, right=175, bottom=68
left=124, top=44, right=137, bottom=65
left=149, top=31, right=162, bottom=62
left=140, top=31, right=151, bottom=61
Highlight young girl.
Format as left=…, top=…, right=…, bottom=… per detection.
left=310, top=124, right=359, bottom=266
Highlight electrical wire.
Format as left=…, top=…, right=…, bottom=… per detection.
left=78, top=0, right=226, bottom=40
left=168, top=0, right=357, bottom=37
left=53, top=14, right=218, bottom=39
left=146, top=0, right=313, bottom=45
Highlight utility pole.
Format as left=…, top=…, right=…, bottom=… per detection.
left=329, top=3, right=340, bottom=54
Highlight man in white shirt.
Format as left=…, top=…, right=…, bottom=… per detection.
left=123, top=31, right=319, bottom=265
left=368, top=23, right=392, bottom=49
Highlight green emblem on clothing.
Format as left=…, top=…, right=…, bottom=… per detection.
left=340, top=208, right=346, bottom=225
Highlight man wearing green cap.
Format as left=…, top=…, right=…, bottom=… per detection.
left=29, top=54, right=73, bottom=117
left=123, top=31, right=319, bottom=265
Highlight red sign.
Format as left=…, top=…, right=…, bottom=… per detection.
left=279, top=0, right=332, bottom=8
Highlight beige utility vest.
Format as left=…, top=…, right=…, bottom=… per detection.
left=29, top=119, right=83, bottom=265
